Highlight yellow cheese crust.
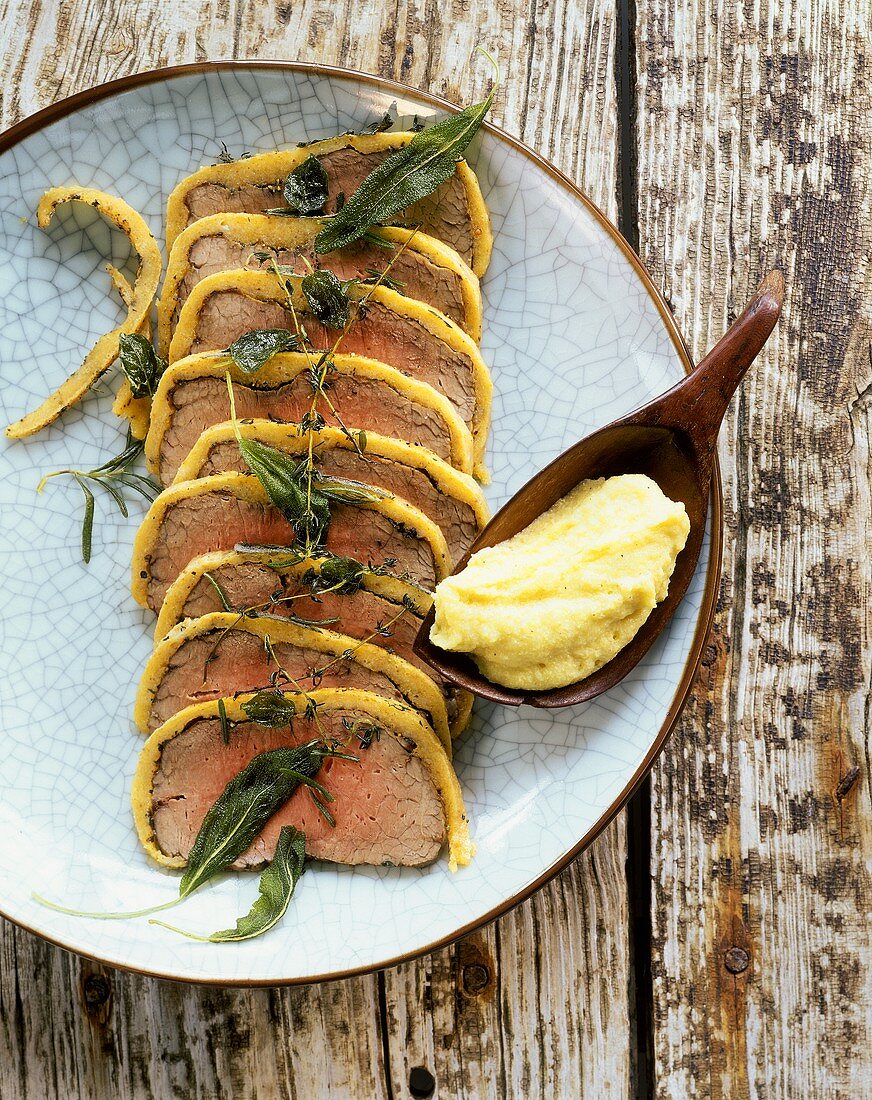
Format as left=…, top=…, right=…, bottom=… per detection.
left=132, top=689, right=474, bottom=872
left=159, top=214, right=483, bottom=353
left=168, top=271, right=493, bottom=477
left=133, top=610, right=453, bottom=753
left=145, top=351, right=475, bottom=480
left=165, top=132, right=493, bottom=276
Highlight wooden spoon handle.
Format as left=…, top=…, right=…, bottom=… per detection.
left=676, top=269, right=785, bottom=452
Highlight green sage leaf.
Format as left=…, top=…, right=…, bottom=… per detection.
left=152, top=826, right=307, bottom=943
left=305, top=555, right=367, bottom=594
left=318, top=474, right=385, bottom=506
left=225, top=328, right=299, bottom=374
left=314, top=62, right=497, bottom=254
left=178, top=741, right=335, bottom=898
left=300, top=269, right=350, bottom=329
left=118, top=333, right=165, bottom=398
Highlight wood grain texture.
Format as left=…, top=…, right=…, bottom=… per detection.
left=634, top=0, right=872, bottom=1095
left=0, top=2, right=632, bottom=1098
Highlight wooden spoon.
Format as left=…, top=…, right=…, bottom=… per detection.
left=413, top=270, right=785, bottom=708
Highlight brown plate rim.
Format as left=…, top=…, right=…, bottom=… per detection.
left=0, top=59, right=723, bottom=987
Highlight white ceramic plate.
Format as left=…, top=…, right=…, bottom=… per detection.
left=0, top=63, right=719, bottom=984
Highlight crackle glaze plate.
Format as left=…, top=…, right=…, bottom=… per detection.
left=0, top=63, right=720, bottom=984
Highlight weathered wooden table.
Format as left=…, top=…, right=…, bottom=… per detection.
left=1, top=2, right=868, bottom=1097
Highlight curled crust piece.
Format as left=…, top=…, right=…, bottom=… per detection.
left=145, top=352, right=476, bottom=482
left=169, top=271, right=493, bottom=478
left=159, top=214, right=483, bottom=352
left=5, top=187, right=162, bottom=440
left=165, top=132, right=493, bottom=277
left=133, top=610, right=453, bottom=753
left=131, top=690, right=474, bottom=871
left=106, top=264, right=152, bottom=440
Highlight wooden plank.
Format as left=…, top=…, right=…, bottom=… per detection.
left=0, top=1, right=632, bottom=1098
left=634, top=0, right=872, bottom=1095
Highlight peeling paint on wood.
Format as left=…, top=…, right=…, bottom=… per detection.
left=636, top=1, right=872, bottom=1096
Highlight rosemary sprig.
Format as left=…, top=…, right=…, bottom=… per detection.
left=36, top=429, right=161, bottom=563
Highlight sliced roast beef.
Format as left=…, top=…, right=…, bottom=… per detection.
left=174, top=136, right=487, bottom=271
left=152, top=363, right=471, bottom=483
left=188, top=429, right=485, bottom=560
left=135, top=479, right=444, bottom=612
left=175, top=560, right=429, bottom=654
left=156, top=554, right=472, bottom=737
left=149, top=709, right=445, bottom=867
left=173, top=276, right=488, bottom=436
left=168, top=219, right=469, bottom=333
left=146, top=624, right=414, bottom=732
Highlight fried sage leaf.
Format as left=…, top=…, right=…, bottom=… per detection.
left=300, top=269, right=350, bottom=329
left=313, top=61, right=497, bottom=255
left=241, top=691, right=298, bottom=728
left=224, top=328, right=299, bottom=373
left=267, top=155, right=329, bottom=216
left=119, top=333, right=165, bottom=398
left=152, top=826, right=308, bottom=943
left=178, top=742, right=336, bottom=898
left=304, top=555, right=367, bottom=594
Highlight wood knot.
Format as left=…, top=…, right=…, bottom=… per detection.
left=461, top=963, right=491, bottom=995
left=456, top=936, right=495, bottom=999
left=82, top=973, right=112, bottom=1012
left=723, top=946, right=750, bottom=974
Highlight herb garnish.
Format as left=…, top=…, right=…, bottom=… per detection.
left=217, top=697, right=231, bottom=745
left=217, top=328, right=300, bottom=374
left=241, top=691, right=299, bottom=727
left=36, top=430, right=161, bottom=563
left=33, top=738, right=351, bottom=931
left=151, top=825, right=308, bottom=943
left=176, top=739, right=354, bottom=900
left=300, top=269, right=351, bottom=329
left=313, top=51, right=497, bottom=254
left=226, top=374, right=385, bottom=555
left=118, top=333, right=165, bottom=398
left=267, top=155, right=329, bottom=216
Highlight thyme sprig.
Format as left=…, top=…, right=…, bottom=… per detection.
left=36, top=429, right=161, bottom=563
left=308, top=594, right=417, bottom=685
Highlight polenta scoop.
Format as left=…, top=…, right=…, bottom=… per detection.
left=414, top=271, right=784, bottom=707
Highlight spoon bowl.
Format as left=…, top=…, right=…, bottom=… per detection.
left=414, top=270, right=785, bottom=707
